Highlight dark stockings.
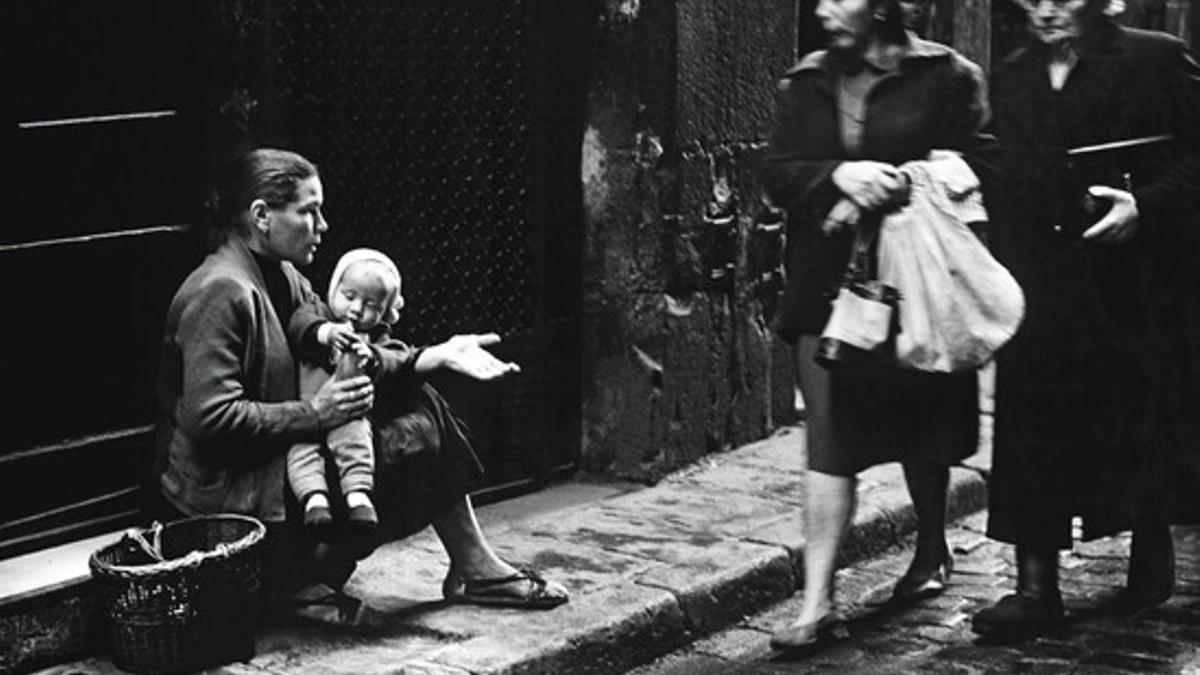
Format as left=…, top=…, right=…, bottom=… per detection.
left=1127, top=516, right=1174, bottom=598
left=1015, top=545, right=1061, bottom=602
left=902, top=459, right=950, bottom=573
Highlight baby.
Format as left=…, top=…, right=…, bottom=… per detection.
left=288, top=248, right=405, bottom=530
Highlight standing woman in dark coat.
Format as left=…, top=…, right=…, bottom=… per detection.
left=974, top=0, right=1200, bottom=640
left=762, top=0, right=994, bottom=651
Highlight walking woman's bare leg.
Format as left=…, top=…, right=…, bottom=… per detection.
left=795, top=469, right=857, bottom=624
left=771, top=469, right=856, bottom=649
left=786, top=336, right=857, bottom=626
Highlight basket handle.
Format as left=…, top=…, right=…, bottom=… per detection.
left=126, top=521, right=165, bottom=562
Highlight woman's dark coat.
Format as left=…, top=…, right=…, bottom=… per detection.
left=987, top=24, right=1200, bottom=548
left=761, top=35, right=994, bottom=474
left=762, top=34, right=996, bottom=341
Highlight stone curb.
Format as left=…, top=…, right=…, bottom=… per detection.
left=426, top=461, right=988, bottom=674
left=26, top=433, right=990, bottom=675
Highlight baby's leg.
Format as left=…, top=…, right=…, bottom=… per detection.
left=295, top=363, right=337, bottom=528
left=288, top=441, right=334, bottom=528
left=329, top=418, right=377, bottom=528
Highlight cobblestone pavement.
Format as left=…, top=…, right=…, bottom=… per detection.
left=631, top=513, right=1200, bottom=674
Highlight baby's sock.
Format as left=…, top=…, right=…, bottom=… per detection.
left=345, top=491, right=378, bottom=529
left=304, top=492, right=333, bottom=528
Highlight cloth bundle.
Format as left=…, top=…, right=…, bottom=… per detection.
left=875, top=150, right=1024, bottom=372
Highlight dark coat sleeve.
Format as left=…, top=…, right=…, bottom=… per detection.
left=288, top=299, right=335, bottom=364
left=761, top=74, right=843, bottom=224
left=370, top=335, right=423, bottom=385
left=937, top=54, right=1000, bottom=221
left=177, top=278, right=321, bottom=450
left=1133, top=37, right=1200, bottom=229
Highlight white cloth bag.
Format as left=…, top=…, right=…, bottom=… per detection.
left=876, top=151, right=1025, bottom=372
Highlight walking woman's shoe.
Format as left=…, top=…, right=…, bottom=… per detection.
left=891, top=553, right=953, bottom=604
left=769, top=612, right=850, bottom=652
left=971, top=592, right=1064, bottom=641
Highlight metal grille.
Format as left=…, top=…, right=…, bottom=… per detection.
left=266, top=0, right=536, bottom=344
left=245, top=0, right=587, bottom=487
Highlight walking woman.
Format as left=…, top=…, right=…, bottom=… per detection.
left=154, top=148, right=567, bottom=626
left=974, top=0, right=1200, bottom=640
left=762, top=0, right=994, bottom=651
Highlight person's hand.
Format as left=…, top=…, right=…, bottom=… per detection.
left=428, top=333, right=521, bottom=381
left=310, top=374, right=374, bottom=429
left=348, top=340, right=376, bottom=370
left=831, top=161, right=909, bottom=211
left=1081, top=185, right=1139, bottom=243
left=822, top=197, right=863, bottom=236
left=317, top=321, right=358, bottom=351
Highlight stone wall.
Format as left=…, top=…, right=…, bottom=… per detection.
left=578, top=0, right=1006, bottom=482
left=581, top=0, right=798, bottom=482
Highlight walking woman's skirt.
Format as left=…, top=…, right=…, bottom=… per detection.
left=793, top=335, right=979, bottom=477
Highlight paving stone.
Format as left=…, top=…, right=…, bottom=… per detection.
left=635, top=540, right=793, bottom=634
left=639, top=520, right=1200, bottom=675
left=692, top=627, right=776, bottom=662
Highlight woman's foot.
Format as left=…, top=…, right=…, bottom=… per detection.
left=1112, top=523, right=1176, bottom=614
left=769, top=608, right=849, bottom=652
left=972, top=592, right=1064, bottom=641
left=442, top=563, right=568, bottom=609
left=974, top=544, right=1063, bottom=641
left=432, top=497, right=568, bottom=610
left=892, top=545, right=953, bottom=604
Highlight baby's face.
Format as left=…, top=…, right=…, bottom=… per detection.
left=329, top=262, right=396, bottom=332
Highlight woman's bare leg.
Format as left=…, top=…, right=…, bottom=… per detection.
left=785, top=336, right=856, bottom=626
left=791, top=469, right=857, bottom=626
left=432, top=494, right=567, bottom=603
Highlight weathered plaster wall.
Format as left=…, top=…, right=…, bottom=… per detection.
left=582, top=0, right=798, bottom=481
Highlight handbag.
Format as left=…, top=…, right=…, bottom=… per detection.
left=816, top=222, right=900, bottom=372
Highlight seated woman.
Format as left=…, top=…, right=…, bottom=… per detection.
left=153, top=147, right=568, bottom=625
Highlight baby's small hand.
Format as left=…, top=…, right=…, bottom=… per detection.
left=318, top=321, right=358, bottom=351
left=350, top=341, right=377, bottom=372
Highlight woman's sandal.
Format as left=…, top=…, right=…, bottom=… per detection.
left=443, top=568, right=569, bottom=610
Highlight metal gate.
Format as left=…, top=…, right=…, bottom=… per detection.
left=253, top=0, right=588, bottom=500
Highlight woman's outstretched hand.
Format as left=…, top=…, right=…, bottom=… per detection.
left=422, top=333, right=521, bottom=381
left=310, top=374, right=374, bottom=429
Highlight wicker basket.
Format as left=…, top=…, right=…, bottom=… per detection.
left=89, top=514, right=266, bottom=674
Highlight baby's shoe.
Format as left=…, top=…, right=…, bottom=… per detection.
left=346, top=493, right=378, bottom=530
left=304, top=505, right=333, bottom=529
left=303, top=493, right=334, bottom=529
